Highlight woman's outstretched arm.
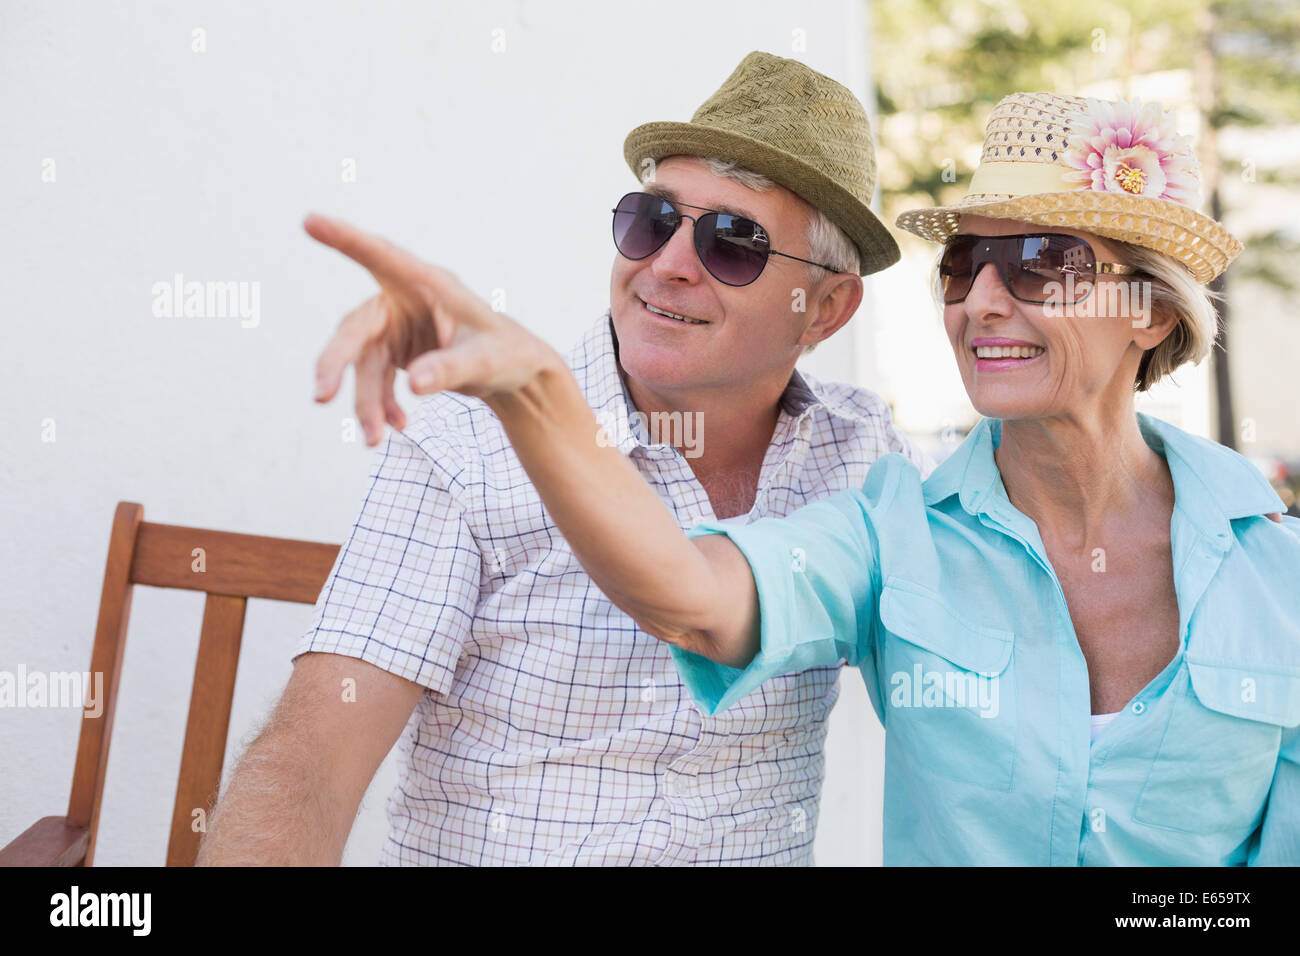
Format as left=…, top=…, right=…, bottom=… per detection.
left=305, top=214, right=760, bottom=667
left=483, top=355, right=762, bottom=667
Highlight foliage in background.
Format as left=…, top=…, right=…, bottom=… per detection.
left=873, top=0, right=1196, bottom=218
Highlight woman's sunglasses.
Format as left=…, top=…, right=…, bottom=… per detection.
left=611, top=191, right=840, bottom=287
left=939, top=233, right=1143, bottom=305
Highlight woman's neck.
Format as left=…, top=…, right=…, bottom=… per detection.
left=995, top=409, right=1175, bottom=550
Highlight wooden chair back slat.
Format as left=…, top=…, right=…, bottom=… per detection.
left=67, top=501, right=143, bottom=866
left=166, top=592, right=248, bottom=867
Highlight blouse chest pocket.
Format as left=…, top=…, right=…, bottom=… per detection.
left=1133, top=658, right=1300, bottom=837
left=877, top=577, right=1017, bottom=792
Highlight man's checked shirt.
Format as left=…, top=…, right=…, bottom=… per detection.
left=294, top=311, right=930, bottom=865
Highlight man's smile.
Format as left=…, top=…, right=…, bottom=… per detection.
left=638, top=296, right=709, bottom=325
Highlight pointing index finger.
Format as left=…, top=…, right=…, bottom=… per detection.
left=303, top=213, right=434, bottom=289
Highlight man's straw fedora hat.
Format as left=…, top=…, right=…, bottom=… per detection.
left=895, top=91, right=1242, bottom=282
left=623, top=50, right=899, bottom=276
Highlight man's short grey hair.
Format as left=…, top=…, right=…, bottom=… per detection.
left=698, top=157, right=860, bottom=354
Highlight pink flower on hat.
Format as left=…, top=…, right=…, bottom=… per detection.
left=1062, top=98, right=1199, bottom=204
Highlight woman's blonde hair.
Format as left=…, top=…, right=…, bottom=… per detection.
left=1107, top=239, right=1222, bottom=392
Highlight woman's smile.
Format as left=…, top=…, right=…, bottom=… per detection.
left=970, top=337, right=1047, bottom=372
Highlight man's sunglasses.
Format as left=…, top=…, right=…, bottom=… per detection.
left=611, top=191, right=840, bottom=287
left=939, top=233, right=1143, bottom=305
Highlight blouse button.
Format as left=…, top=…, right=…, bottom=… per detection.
left=1131, top=701, right=1146, bottom=715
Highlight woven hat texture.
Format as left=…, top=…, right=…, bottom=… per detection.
left=624, top=51, right=899, bottom=275
left=895, top=92, right=1241, bottom=282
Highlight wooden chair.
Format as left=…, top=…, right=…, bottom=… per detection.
left=0, top=501, right=340, bottom=867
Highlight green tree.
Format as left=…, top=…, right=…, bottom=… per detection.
left=1196, top=0, right=1300, bottom=446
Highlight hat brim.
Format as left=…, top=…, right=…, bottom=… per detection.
left=625, top=121, right=900, bottom=276
left=895, top=191, right=1242, bottom=283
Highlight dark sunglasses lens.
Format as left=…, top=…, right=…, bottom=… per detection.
left=939, top=237, right=976, bottom=303
left=697, top=212, right=769, bottom=285
left=1009, top=235, right=1096, bottom=303
left=612, top=193, right=676, bottom=259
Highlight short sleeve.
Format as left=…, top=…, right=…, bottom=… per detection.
left=293, top=426, right=482, bottom=695
left=668, top=488, right=879, bottom=715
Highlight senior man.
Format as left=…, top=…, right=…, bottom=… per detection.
left=198, top=51, right=929, bottom=866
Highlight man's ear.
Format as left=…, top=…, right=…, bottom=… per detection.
left=796, top=273, right=863, bottom=349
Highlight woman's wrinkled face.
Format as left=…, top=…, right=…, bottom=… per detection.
left=942, top=215, right=1158, bottom=421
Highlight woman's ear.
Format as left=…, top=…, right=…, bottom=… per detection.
left=1129, top=287, right=1179, bottom=352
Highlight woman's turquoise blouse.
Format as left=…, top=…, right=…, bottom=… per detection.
left=670, top=413, right=1300, bottom=865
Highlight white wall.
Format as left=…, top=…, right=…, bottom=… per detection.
left=0, top=0, right=884, bottom=865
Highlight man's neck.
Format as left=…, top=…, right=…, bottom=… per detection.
left=619, top=366, right=786, bottom=518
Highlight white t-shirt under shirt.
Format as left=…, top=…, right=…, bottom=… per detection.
left=1091, top=711, right=1120, bottom=742
left=713, top=513, right=751, bottom=526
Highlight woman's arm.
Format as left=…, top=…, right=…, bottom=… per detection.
left=482, top=355, right=762, bottom=667
left=305, top=214, right=760, bottom=668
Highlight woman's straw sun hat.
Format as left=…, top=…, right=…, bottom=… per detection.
left=624, top=50, right=899, bottom=276
left=894, top=91, right=1243, bottom=282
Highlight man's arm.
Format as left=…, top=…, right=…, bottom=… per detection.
left=196, top=652, right=423, bottom=866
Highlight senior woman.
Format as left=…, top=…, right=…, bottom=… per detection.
left=305, top=92, right=1300, bottom=865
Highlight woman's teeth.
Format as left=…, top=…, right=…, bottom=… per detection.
left=644, top=301, right=706, bottom=324
left=975, top=345, right=1044, bottom=359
